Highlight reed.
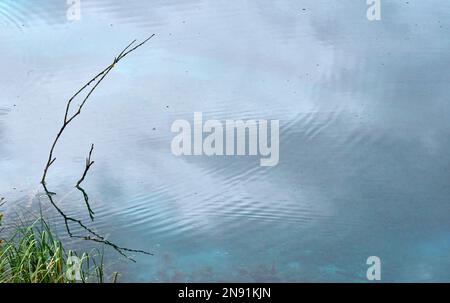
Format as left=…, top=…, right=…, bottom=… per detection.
left=0, top=215, right=106, bottom=283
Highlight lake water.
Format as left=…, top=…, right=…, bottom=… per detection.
left=1, top=0, right=450, bottom=282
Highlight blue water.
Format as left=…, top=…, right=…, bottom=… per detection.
left=1, top=0, right=450, bottom=282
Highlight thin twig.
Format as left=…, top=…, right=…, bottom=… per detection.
left=38, top=35, right=156, bottom=260
left=75, top=144, right=95, bottom=220
left=41, top=34, right=155, bottom=184
left=76, top=143, right=95, bottom=188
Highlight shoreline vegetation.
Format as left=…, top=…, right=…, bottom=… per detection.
left=0, top=207, right=111, bottom=283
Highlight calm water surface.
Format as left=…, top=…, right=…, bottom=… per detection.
left=1, top=0, right=450, bottom=282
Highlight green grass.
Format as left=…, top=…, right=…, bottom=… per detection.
left=0, top=212, right=107, bottom=283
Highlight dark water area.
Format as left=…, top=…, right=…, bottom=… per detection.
left=1, top=0, right=450, bottom=282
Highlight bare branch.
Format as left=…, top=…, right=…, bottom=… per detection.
left=41, top=35, right=155, bottom=184
left=38, top=35, right=156, bottom=260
